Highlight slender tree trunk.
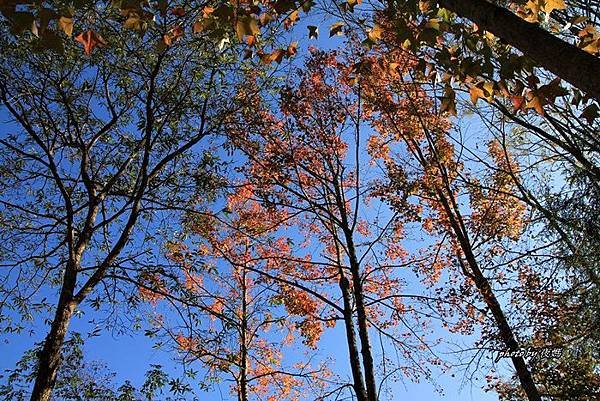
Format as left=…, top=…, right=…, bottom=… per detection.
left=239, top=266, right=249, bottom=401
left=343, top=230, right=378, bottom=401
left=338, top=270, right=368, bottom=401
left=466, top=257, right=542, bottom=401
left=435, top=190, right=543, bottom=401
left=435, top=0, right=600, bottom=101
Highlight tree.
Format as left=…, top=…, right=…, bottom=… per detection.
left=150, top=194, right=330, bottom=401
left=0, top=332, right=192, bottom=401
left=0, top=7, right=239, bottom=400
left=463, top=82, right=600, bottom=401
left=432, top=0, right=600, bottom=99
left=347, top=25, right=548, bottom=400
left=219, top=47, right=447, bottom=401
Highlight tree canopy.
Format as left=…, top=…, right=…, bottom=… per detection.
left=1, top=1, right=599, bottom=401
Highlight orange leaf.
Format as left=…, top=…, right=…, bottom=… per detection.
left=286, top=41, right=298, bottom=57
left=512, top=95, right=525, bottom=112
left=58, top=16, right=73, bottom=36
left=75, top=30, right=106, bottom=55
left=260, top=49, right=286, bottom=65
left=202, top=6, right=215, bottom=18
left=525, top=92, right=544, bottom=115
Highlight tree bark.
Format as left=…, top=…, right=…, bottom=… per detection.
left=435, top=190, right=543, bottom=401
left=437, top=0, right=600, bottom=101
left=239, top=267, right=249, bottom=401
left=29, top=292, right=76, bottom=401
left=339, top=271, right=369, bottom=401
left=343, top=230, right=378, bottom=401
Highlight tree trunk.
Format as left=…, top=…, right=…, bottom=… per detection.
left=437, top=0, right=600, bottom=101
left=29, top=296, right=76, bottom=401
left=435, top=190, right=543, bottom=401
left=343, top=230, right=378, bottom=401
left=339, top=271, right=369, bottom=401
left=239, top=266, right=249, bottom=401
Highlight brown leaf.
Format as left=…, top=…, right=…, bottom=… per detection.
left=236, top=16, right=259, bottom=41
left=329, top=21, right=344, bottom=37
left=286, top=41, right=298, bottom=57
left=580, top=104, right=599, bottom=124
left=284, top=10, right=299, bottom=30
left=163, top=24, right=184, bottom=46
left=171, top=6, right=185, bottom=17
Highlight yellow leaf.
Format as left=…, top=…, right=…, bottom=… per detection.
left=424, top=18, right=440, bottom=30
left=482, top=81, right=494, bottom=98
left=367, top=24, right=383, bottom=42
left=58, top=16, right=73, bottom=36
left=542, top=0, right=566, bottom=15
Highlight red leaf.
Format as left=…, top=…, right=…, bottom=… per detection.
left=511, top=95, right=524, bottom=112
left=75, top=30, right=106, bottom=55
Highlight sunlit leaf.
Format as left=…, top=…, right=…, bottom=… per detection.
left=75, top=30, right=107, bottom=55
left=58, top=16, right=73, bottom=36
left=329, top=21, right=344, bottom=37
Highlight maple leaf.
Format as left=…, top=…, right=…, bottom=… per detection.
left=580, top=103, right=599, bottom=124
left=163, top=25, right=184, bottom=46
left=75, top=30, right=107, bottom=55
left=286, top=41, right=298, bottom=57
left=307, top=25, right=318, bottom=39
left=542, top=0, right=566, bottom=16
left=512, top=95, right=525, bottom=112
left=58, top=16, right=73, bottom=36
left=284, top=10, right=299, bottom=30
left=260, top=49, right=286, bottom=65
left=367, top=24, right=383, bottom=42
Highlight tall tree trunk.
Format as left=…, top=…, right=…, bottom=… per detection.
left=435, top=0, right=600, bottom=101
left=338, top=269, right=369, bottom=401
left=239, top=266, right=249, bottom=401
left=29, top=288, right=76, bottom=401
left=435, top=190, right=543, bottom=401
left=343, top=230, right=378, bottom=401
